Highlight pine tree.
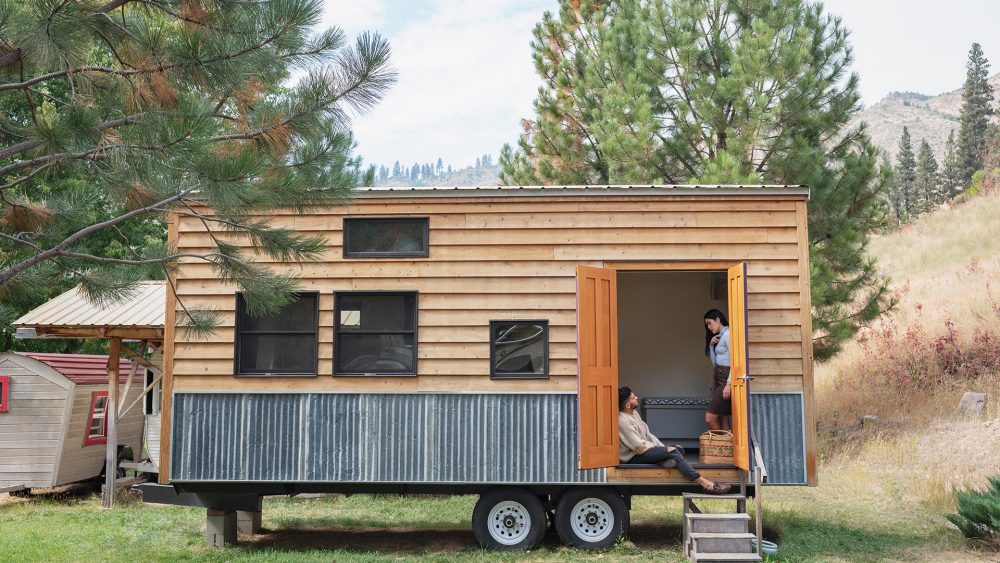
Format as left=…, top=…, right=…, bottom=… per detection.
left=913, top=139, right=939, bottom=213
left=955, top=43, right=995, bottom=187
left=436, top=158, right=444, bottom=174
left=447, top=164, right=453, bottom=174
left=0, top=1, right=395, bottom=328
left=475, top=157, right=481, bottom=168
left=893, top=127, right=917, bottom=219
left=392, top=161, right=402, bottom=178
left=941, top=130, right=964, bottom=198
left=410, top=162, right=420, bottom=182
left=499, top=0, right=892, bottom=360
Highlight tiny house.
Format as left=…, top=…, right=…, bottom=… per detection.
left=148, top=185, right=816, bottom=549
left=0, top=353, right=144, bottom=491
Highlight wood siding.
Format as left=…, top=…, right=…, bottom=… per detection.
left=0, top=358, right=70, bottom=488
left=54, top=380, right=145, bottom=486
left=169, top=194, right=809, bottom=396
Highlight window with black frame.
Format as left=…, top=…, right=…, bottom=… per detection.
left=490, top=320, right=549, bottom=378
left=335, top=292, right=417, bottom=375
left=235, top=292, right=318, bottom=375
left=343, top=217, right=428, bottom=258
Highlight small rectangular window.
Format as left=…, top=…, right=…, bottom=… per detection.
left=0, top=376, right=9, bottom=413
left=343, top=217, right=429, bottom=258
left=335, top=292, right=417, bottom=375
left=490, top=320, right=549, bottom=379
left=235, top=292, right=319, bottom=375
left=84, top=391, right=109, bottom=446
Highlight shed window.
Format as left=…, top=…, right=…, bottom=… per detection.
left=0, top=375, right=9, bottom=412
left=235, top=292, right=319, bottom=375
left=335, top=292, right=417, bottom=375
left=490, top=320, right=549, bottom=379
left=343, top=217, right=429, bottom=258
left=84, top=391, right=109, bottom=446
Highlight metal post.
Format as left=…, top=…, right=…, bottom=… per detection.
left=755, top=464, right=763, bottom=554
left=103, top=337, right=121, bottom=509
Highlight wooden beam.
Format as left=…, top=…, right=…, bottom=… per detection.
left=796, top=200, right=818, bottom=487
left=29, top=327, right=164, bottom=339
left=159, top=213, right=179, bottom=485
left=120, top=344, right=163, bottom=376
left=117, top=341, right=144, bottom=412
left=104, top=337, right=121, bottom=509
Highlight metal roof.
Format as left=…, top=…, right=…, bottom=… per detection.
left=17, top=353, right=139, bottom=385
left=13, top=281, right=165, bottom=335
left=354, top=184, right=810, bottom=198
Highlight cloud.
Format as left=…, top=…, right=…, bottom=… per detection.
left=324, top=0, right=550, bottom=170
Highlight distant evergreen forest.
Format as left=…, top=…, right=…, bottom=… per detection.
left=373, top=154, right=499, bottom=186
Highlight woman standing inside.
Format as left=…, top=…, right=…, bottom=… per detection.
left=703, top=309, right=731, bottom=430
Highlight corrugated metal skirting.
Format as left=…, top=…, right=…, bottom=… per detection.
left=172, top=393, right=605, bottom=484
left=750, top=393, right=806, bottom=485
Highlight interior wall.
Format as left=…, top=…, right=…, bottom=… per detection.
left=618, top=271, right=727, bottom=399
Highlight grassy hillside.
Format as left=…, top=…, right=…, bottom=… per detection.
left=815, top=189, right=1000, bottom=509
left=850, top=73, right=1000, bottom=160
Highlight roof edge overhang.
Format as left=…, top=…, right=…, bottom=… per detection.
left=353, top=184, right=811, bottom=199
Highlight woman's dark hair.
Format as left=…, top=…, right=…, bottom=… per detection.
left=703, top=309, right=729, bottom=356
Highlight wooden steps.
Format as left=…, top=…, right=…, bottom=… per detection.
left=683, top=492, right=762, bottom=562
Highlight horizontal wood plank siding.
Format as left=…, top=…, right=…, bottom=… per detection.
left=0, top=358, right=67, bottom=488
left=54, top=383, right=145, bottom=486
left=171, top=194, right=808, bottom=394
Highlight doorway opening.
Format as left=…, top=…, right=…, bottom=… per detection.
left=617, top=269, right=728, bottom=457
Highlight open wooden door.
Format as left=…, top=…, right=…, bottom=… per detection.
left=728, top=263, right=751, bottom=471
left=576, top=265, right=619, bottom=469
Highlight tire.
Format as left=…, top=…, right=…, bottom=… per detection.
left=554, top=487, right=629, bottom=549
left=472, top=488, right=547, bottom=551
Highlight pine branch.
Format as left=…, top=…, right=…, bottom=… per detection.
left=0, top=187, right=195, bottom=285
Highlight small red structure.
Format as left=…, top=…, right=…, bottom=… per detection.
left=0, top=353, right=144, bottom=492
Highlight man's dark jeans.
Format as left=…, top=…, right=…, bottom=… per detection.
left=626, top=445, right=701, bottom=481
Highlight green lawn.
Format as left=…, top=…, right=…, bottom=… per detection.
left=0, top=481, right=981, bottom=562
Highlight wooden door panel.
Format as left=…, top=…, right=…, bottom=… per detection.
left=728, top=263, right=751, bottom=470
left=576, top=265, right=619, bottom=469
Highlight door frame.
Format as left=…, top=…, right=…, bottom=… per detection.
left=603, top=259, right=752, bottom=467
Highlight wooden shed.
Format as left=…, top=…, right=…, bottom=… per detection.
left=0, top=353, right=144, bottom=491
left=146, top=184, right=816, bottom=550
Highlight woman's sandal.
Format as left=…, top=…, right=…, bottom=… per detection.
left=704, top=482, right=732, bottom=495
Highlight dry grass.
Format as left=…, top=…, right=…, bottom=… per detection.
left=815, top=190, right=1000, bottom=510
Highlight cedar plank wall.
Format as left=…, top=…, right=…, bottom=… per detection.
left=169, top=194, right=808, bottom=396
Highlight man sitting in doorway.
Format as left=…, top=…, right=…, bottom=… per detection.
left=619, top=386, right=732, bottom=494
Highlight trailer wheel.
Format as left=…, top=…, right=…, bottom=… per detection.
left=472, top=488, right=546, bottom=550
left=554, top=488, right=628, bottom=549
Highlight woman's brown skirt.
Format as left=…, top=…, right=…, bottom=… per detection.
left=707, top=364, right=732, bottom=416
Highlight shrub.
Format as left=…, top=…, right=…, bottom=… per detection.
left=946, top=476, right=1000, bottom=548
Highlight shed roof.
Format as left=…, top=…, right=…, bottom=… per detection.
left=354, top=184, right=810, bottom=198
left=18, top=353, right=139, bottom=385
left=13, top=281, right=165, bottom=339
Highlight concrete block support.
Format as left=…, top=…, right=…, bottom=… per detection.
left=206, top=509, right=237, bottom=547
left=237, top=497, right=263, bottom=535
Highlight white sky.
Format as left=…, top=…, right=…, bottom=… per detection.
left=321, top=0, right=1000, bottom=170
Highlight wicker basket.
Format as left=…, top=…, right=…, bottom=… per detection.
left=699, top=430, right=734, bottom=464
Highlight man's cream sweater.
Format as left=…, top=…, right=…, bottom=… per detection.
left=618, top=410, right=664, bottom=462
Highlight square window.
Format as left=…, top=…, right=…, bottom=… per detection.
left=235, top=292, right=319, bottom=375
left=343, top=217, right=429, bottom=258
left=0, top=376, right=9, bottom=413
left=335, top=292, right=417, bottom=375
left=490, top=320, right=549, bottom=379
left=84, top=391, right=109, bottom=446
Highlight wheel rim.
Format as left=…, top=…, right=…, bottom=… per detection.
left=487, top=500, right=532, bottom=545
left=569, top=497, right=614, bottom=543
